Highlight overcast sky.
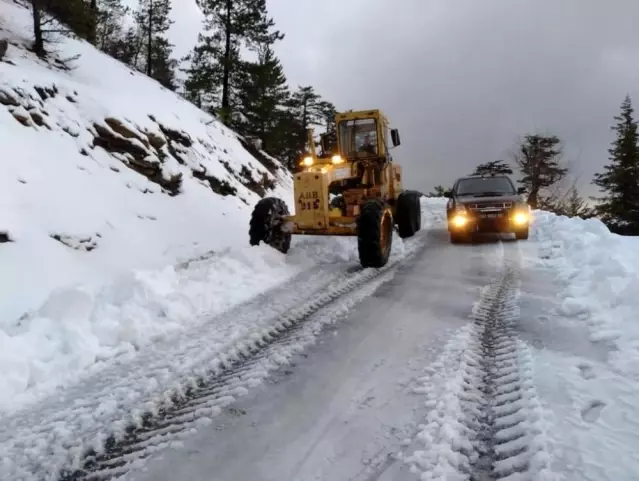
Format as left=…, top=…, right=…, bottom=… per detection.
left=170, top=0, right=639, bottom=195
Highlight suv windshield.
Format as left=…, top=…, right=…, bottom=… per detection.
left=455, top=177, right=515, bottom=196
left=338, top=118, right=378, bottom=157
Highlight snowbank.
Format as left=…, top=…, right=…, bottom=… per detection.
left=0, top=187, right=444, bottom=414
left=529, top=210, right=639, bottom=374
left=0, top=245, right=301, bottom=412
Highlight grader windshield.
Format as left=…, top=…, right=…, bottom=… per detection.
left=338, top=118, right=378, bottom=158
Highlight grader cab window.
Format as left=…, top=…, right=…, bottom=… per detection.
left=339, top=118, right=378, bottom=157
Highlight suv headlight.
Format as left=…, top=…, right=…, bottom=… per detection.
left=512, top=209, right=529, bottom=225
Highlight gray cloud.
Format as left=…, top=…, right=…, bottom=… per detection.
left=166, top=0, right=639, bottom=196
left=267, top=0, right=639, bottom=195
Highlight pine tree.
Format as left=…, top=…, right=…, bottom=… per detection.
left=235, top=45, right=289, bottom=151
left=592, top=95, right=639, bottom=234
left=31, top=0, right=45, bottom=56
left=427, top=185, right=447, bottom=197
left=316, top=100, right=337, bottom=133
left=277, top=85, right=324, bottom=171
left=109, top=25, right=144, bottom=66
left=514, top=134, right=567, bottom=209
left=270, top=108, right=304, bottom=171
left=472, top=160, right=513, bottom=176
left=95, top=0, right=129, bottom=54
left=195, top=0, right=284, bottom=125
left=181, top=33, right=222, bottom=110
left=133, top=0, right=176, bottom=89
left=563, top=186, right=594, bottom=218
left=31, top=0, right=91, bottom=56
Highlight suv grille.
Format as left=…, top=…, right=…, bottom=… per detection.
left=468, top=201, right=513, bottom=210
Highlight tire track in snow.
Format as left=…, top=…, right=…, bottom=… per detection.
left=0, top=233, right=430, bottom=481
left=406, top=244, right=552, bottom=481
left=60, top=272, right=396, bottom=481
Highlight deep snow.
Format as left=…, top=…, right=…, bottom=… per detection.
left=0, top=0, right=291, bottom=324
left=0, top=0, right=293, bottom=412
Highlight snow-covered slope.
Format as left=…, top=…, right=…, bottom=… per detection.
left=0, top=0, right=293, bottom=326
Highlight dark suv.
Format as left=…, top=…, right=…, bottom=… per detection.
left=444, top=174, right=530, bottom=243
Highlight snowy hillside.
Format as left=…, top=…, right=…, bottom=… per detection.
left=0, top=0, right=293, bottom=326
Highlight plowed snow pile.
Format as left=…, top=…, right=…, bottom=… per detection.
left=523, top=210, right=639, bottom=481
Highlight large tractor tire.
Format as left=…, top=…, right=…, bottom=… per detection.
left=357, top=199, right=394, bottom=268
left=396, top=190, right=422, bottom=238
left=249, top=197, right=292, bottom=254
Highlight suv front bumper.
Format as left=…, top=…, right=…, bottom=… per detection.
left=448, top=208, right=529, bottom=233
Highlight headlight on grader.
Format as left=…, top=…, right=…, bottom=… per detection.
left=512, top=211, right=528, bottom=225
left=302, top=156, right=313, bottom=167
left=331, top=155, right=344, bottom=164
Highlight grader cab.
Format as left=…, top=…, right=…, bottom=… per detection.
left=249, top=109, right=422, bottom=268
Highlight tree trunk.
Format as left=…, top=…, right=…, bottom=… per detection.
left=146, top=0, right=153, bottom=77
left=527, top=186, right=539, bottom=209
left=220, top=0, right=232, bottom=124
left=87, top=0, right=97, bottom=45
left=32, top=0, right=45, bottom=57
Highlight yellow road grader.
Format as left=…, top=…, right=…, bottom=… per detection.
left=249, top=109, right=422, bottom=268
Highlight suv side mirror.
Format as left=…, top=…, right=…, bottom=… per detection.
left=390, top=128, right=401, bottom=147
left=517, top=187, right=526, bottom=195
left=444, top=190, right=452, bottom=198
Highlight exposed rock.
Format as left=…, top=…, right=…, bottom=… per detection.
left=0, top=88, right=20, bottom=106
left=239, top=165, right=275, bottom=198
left=147, top=132, right=166, bottom=150
left=192, top=168, right=237, bottom=196
left=29, top=110, right=46, bottom=127
left=104, top=117, right=149, bottom=148
left=0, top=39, right=7, bottom=61
left=92, top=122, right=149, bottom=159
left=237, top=136, right=281, bottom=174
left=0, top=231, right=11, bottom=243
left=157, top=123, right=192, bottom=147
left=92, top=122, right=182, bottom=195
left=50, top=233, right=98, bottom=251
left=62, top=125, right=80, bottom=137
left=11, top=107, right=31, bottom=126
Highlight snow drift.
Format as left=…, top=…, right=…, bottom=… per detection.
left=529, top=210, right=639, bottom=375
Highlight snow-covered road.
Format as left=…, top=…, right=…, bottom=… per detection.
left=4, top=209, right=639, bottom=481
left=112, top=233, right=553, bottom=481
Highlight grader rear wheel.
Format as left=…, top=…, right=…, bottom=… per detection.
left=357, top=199, right=393, bottom=268
left=396, top=190, right=421, bottom=238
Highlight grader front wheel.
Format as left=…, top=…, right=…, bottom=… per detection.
left=249, top=197, right=292, bottom=254
left=357, top=199, right=393, bottom=268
